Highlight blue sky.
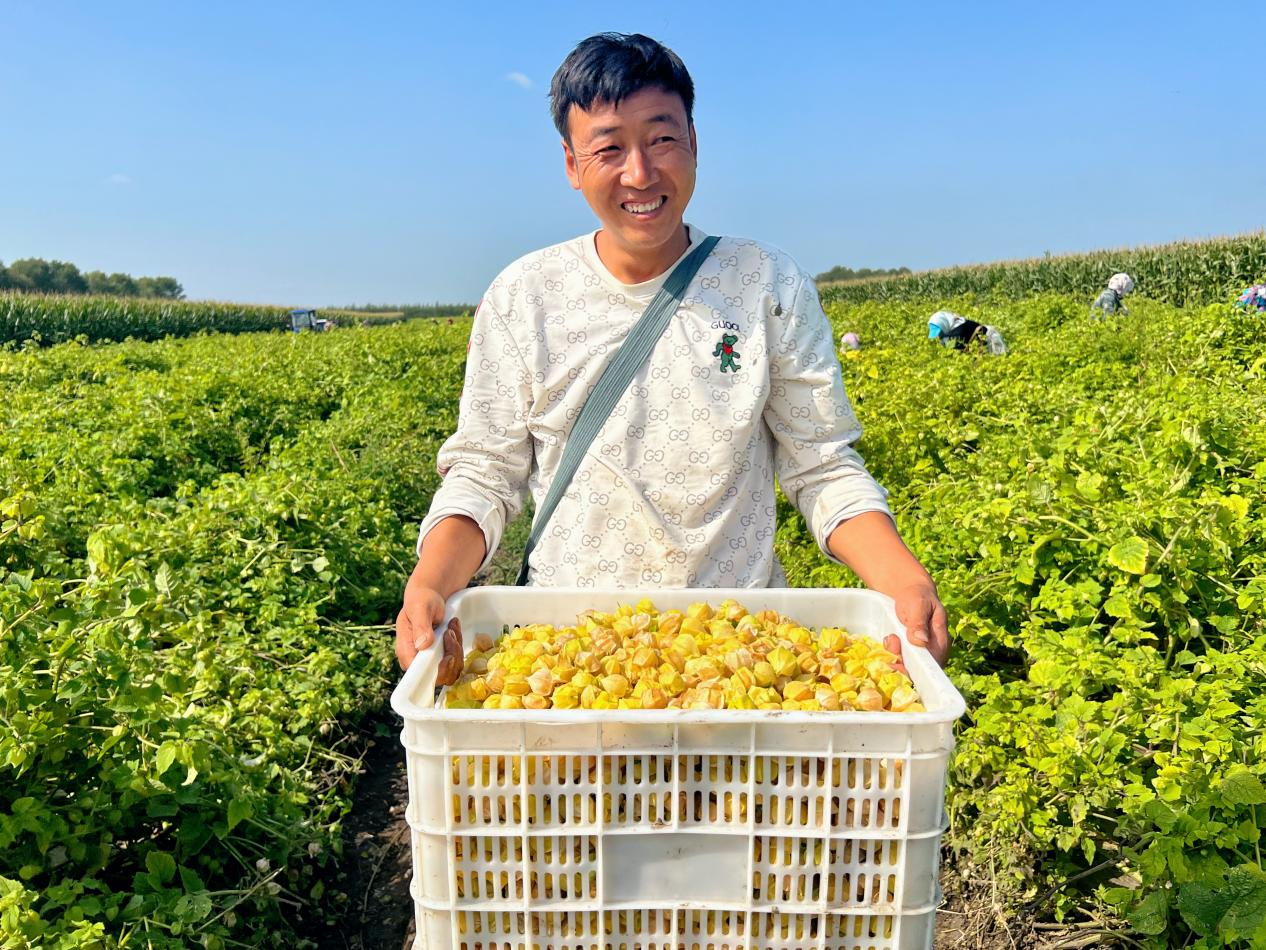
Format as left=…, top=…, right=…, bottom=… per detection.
left=1, top=1, right=1262, bottom=306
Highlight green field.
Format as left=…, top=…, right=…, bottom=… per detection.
left=1, top=322, right=466, bottom=947
left=1, top=290, right=1264, bottom=946
left=804, top=295, right=1266, bottom=945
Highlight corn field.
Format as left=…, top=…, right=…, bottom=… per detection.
left=0, top=292, right=291, bottom=345
left=819, top=231, right=1266, bottom=308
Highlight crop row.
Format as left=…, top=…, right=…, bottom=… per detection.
left=0, top=292, right=300, bottom=346
left=819, top=231, right=1266, bottom=309
left=0, top=321, right=469, bottom=947
left=0, top=324, right=461, bottom=574
left=1, top=292, right=473, bottom=346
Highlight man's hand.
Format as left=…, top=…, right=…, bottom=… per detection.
left=883, top=582, right=950, bottom=674
left=395, top=580, right=467, bottom=688
left=825, top=512, right=951, bottom=672
left=395, top=515, right=487, bottom=672
left=395, top=570, right=447, bottom=671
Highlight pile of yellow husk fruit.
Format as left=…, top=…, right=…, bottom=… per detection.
left=443, top=599, right=924, bottom=712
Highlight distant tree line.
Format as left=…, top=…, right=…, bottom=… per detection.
left=0, top=257, right=184, bottom=299
left=814, top=264, right=911, bottom=284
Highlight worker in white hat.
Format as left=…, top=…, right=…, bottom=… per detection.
left=1090, top=273, right=1135, bottom=317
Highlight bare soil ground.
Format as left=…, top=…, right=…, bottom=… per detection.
left=306, top=723, right=415, bottom=950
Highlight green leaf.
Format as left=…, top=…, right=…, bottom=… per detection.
left=177, top=814, right=214, bottom=855
left=1104, top=593, right=1133, bottom=618
left=173, top=892, right=212, bottom=922
left=1143, top=800, right=1179, bottom=833
left=1081, top=837, right=1095, bottom=865
left=226, top=798, right=252, bottom=832
left=1218, top=494, right=1249, bottom=520
left=10, top=797, right=36, bottom=815
left=311, top=555, right=329, bottom=573
left=145, top=851, right=176, bottom=886
left=1076, top=471, right=1103, bottom=501
left=1102, top=886, right=1136, bottom=909
left=1177, top=882, right=1231, bottom=935
left=1014, top=559, right=1036, bottom=585
left=1128, top=890, right=1169, bottom=935
left=179, top=866, right=206, bottom=894
left=155, top=741, right=178, bottom=777
left=85, top=531, right=110, bottom=575
left=154, top=562, right=174, bottom=595
left=1223, top=865, right=1266, bottom=937
left=1108, top=537, right=1149, bottom=575
left=1220, top=769, right=1266, bottom=806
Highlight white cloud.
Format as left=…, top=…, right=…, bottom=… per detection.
left=107, top=173, right=132, bottom=186
left=505, top=72, right=533, bottom=90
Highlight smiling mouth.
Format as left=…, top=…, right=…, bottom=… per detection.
left=622, top=196, right=666, bottom=215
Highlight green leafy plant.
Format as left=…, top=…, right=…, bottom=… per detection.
left=780, top=294, right=1265, bottom=945
left=1, top=321, right=470, bottom=947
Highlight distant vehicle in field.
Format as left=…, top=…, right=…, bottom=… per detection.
left=289, top=308, right=332, bottom=332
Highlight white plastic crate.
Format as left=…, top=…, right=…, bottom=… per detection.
left=391, top=587, right=966, bottom=950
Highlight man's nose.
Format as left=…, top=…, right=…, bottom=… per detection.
left=620, top=146, right=655, bottom=189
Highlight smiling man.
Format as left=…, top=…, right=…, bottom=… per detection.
left=396, top=33, right=950, bottom=676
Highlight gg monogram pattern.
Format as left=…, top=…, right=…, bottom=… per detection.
left=418, top=225, right=891, bottom=587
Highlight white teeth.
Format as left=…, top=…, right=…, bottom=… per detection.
left=624, top=197, right=665, bottom=214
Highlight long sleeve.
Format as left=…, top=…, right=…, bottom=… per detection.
left=416, top=299, right=533, bottom=571
left=763, top=273, right=891, bottom=564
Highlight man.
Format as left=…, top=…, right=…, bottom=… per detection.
left=396, top=33, right=949, bottom=677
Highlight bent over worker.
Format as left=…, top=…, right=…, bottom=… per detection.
left=1233, top=283, right=1266, bottom=314
left=928, top=310, right=1007, bottom=355
left=1090, top=272, right=1135, bottom=317
left=927, top=310, right=986, bottom=348
left=396, top=33, right=950, bottom=678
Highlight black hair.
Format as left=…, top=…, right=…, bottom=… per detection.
left=549, top=33, right=695, bottom=143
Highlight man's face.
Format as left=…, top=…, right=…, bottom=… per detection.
left=563, top=86, right=697, bottom=270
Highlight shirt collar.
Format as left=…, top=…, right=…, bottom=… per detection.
left=582, top=224, right=710, bottom=301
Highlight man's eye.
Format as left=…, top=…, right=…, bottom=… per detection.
left=597, top=145, right=620, bottom=154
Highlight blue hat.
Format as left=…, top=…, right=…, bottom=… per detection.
left=928, top=323, right=942, bottom=339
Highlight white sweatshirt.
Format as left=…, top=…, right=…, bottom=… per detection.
left=418, top=224, right=891, bottom=588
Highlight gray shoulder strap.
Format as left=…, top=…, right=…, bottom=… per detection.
left=516, top=235, right=721, bottom=585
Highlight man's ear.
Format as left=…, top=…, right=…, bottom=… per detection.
left=563, top=140, right=581, bottom=190
left=689, top=122, right=698, bottom=161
